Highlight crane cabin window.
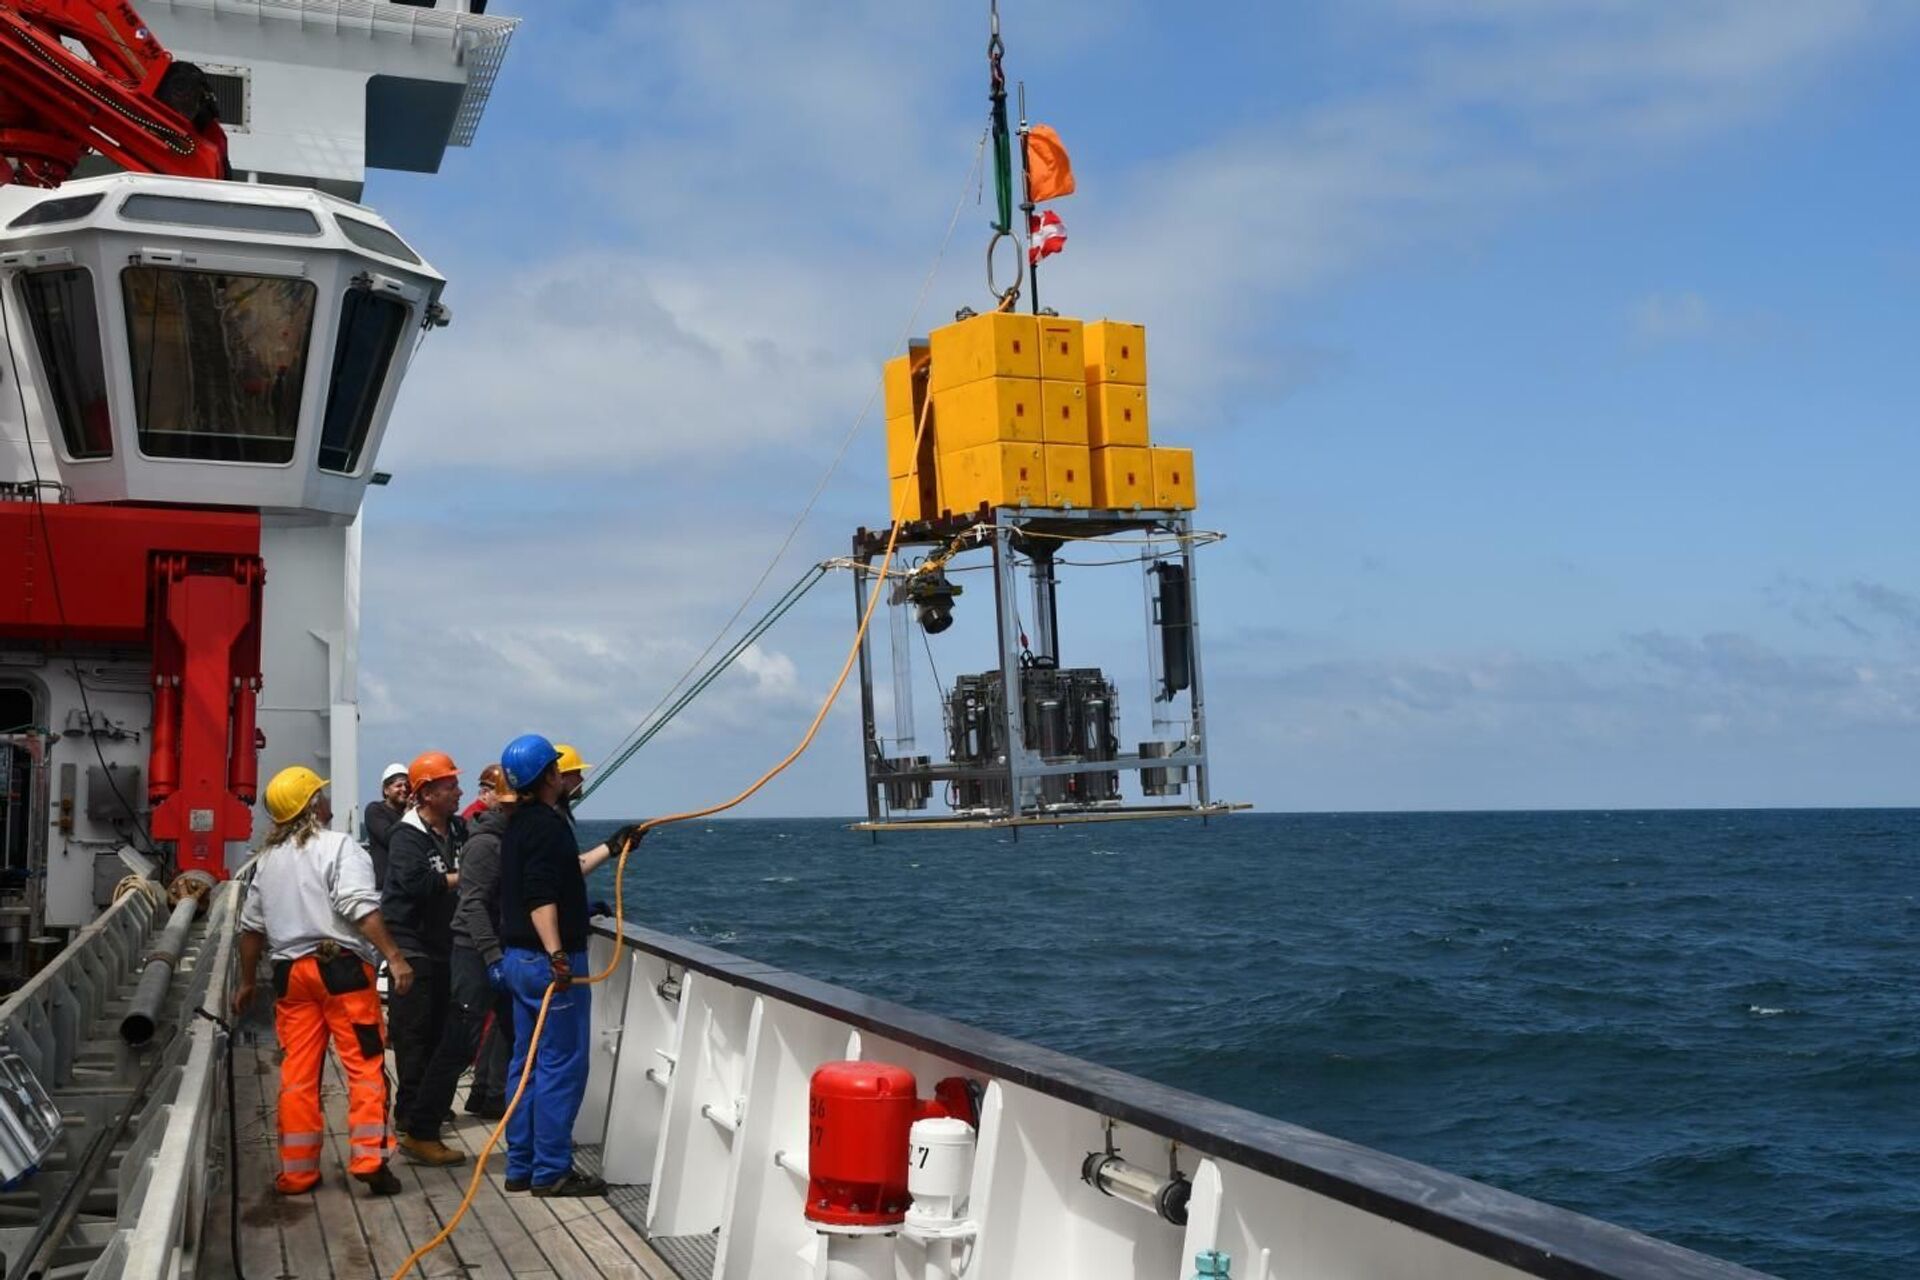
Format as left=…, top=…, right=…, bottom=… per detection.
left=122, top=268, right=316, bottom=464
left=318, top=290, right=409, bottom=474
left=8, top=192, right=105, bottom=229
left=118, top=194, right=320, bottom=236
left=18, top=269, right=112, bottom=459
left=334, top=215, right=421, bottom=265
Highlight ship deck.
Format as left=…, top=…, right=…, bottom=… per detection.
left=207, top=1032, right=679, bottom=1280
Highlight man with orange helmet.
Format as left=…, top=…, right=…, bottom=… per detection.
left=382, top=750, right=468, bottom=1166
left=460, top=763, right=504, bottom=822
left=236, top=766, right=415, bottom=1196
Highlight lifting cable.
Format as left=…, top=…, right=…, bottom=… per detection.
left=388, top=320, right=950, bottom=1280
left=587, top=131, right=989, bottom=794
left=577, top=561, right=828, bottom=803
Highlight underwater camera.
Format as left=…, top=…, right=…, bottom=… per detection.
left=894, top=566, right=962, bottom=635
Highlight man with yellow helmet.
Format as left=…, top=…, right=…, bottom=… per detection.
left=235, top=766, right=415, bottom=1197
left=554, top=743, right=590, bottom=823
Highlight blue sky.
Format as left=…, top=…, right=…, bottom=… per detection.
left=353, top=1, right=1920, bottom=816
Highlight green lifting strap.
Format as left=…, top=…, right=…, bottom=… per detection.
left=989, top=29, right=1012, bottom=234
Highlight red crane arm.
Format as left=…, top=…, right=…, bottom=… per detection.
left=0, top=0, right=227, bottom=188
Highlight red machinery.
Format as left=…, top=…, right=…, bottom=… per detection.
left=0, top=0, right=227, bottom=187
left=1, top=0, right=257, bottom=881
left=0, top=505, right=263, bottom=879
left=806, top=1062, right=978, bottom=1228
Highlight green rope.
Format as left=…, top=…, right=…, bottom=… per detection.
left=578, top=564, right=830, bottom=803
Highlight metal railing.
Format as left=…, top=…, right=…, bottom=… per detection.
left=0, top=880, right=239, bottom=1280
left=113, top=881, right=239, bottom=1278
left=0, top=887, right=154, bottom=1088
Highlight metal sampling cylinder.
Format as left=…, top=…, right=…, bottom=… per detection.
left=1081, top=1151, right=1191, bottom=1225
left=120, top=893, right=200, bottom=1045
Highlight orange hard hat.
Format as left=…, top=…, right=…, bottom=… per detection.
left=408, top=751, right=460, bottom=791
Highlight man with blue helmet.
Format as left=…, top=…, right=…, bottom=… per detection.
left=495, top=733, right=643, bottom=1195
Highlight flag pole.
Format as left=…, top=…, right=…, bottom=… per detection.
left=1018, top=80, right=1040, bottom=315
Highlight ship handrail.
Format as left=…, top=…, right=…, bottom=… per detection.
left=590, top=915, right=1767, bottom=1280
left=114, top=879, right=239, bottom=1278
left=0, top=878, right=238, bottom=1279
left=0, top=885, right=155, bottom=1088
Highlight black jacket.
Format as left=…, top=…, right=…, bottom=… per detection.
left=381, top=810, right=467, bottom=958
left=363, top=800, right=404, bottom=889
left=500, top=802, right=588, bottom=954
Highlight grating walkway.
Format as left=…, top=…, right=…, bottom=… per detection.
left=650, top=1233, right=720, bottom=1280
left=205, top=1026, right=674, bottom=1279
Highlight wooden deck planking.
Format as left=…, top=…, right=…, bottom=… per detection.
left=429, top=1121, right=569, bottom=1275
left=229, top=1041, right=302, bottom=1280
left=224, top=1034, right=674, bottom=1280
left=399, top=1135, right=528, bottom=1280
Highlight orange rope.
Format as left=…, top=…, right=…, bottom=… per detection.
left=389, top=385, right=937, bottom=1279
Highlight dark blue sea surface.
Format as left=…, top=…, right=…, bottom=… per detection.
left=579, top=809, right=1918, bottom=1279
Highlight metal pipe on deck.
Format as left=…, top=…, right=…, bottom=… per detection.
left=119, top=895, right=199, bottom=1045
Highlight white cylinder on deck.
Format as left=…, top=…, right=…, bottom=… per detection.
left=820, top=1232, right=895, bottom=1280
left=905, top=1116, right=976, bottom=1229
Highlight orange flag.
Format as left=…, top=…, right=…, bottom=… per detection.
left=1024, top=124, right=1075, bottom=203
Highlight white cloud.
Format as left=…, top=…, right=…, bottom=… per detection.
left=377, top=1, right=1897, bottom=469
left=1632, top=290, right=1715, bottom=342
left=386, top=252, right=887, bottom=472
left=350, top=0, right=1909, bottom=815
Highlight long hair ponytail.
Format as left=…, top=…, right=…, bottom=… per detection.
left=264, top=806, right=326, bottom=851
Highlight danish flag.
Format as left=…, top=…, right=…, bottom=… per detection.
left=1028, top=210, right=1067, bottom=264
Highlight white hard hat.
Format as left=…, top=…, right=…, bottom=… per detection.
left=380, top=762, right=409, bottom=784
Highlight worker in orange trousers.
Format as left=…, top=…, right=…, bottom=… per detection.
left=235, top=766, right=418, bottom=1195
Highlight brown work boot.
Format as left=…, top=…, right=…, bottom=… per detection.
left=398, top=1135, right=467, bottom=1167
left=355, top=1165, right=403, bottom=1196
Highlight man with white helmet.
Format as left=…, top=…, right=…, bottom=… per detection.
left=363, top=761, right=410, bottom=890
left=235, top=766, right=415, bottom=1197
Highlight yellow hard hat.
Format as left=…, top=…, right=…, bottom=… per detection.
left=554, top=743, right=592, bottom=775
left=265, top=766, right=328, bottom=823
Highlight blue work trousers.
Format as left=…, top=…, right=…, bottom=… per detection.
left=502, top=946, right=592, bottom=1185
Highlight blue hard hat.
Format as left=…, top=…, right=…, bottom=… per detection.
left=501, top=733, right=561, bottom=791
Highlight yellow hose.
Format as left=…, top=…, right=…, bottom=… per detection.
left=389, top=388, right=936, bottom=1279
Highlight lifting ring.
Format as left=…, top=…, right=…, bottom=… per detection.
left=986, top=228, right=1022, bottom=309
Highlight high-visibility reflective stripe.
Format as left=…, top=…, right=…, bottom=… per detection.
left=349, top=1123, right=390, bottom=1140
left=280, top=1156, right=321, bottom=1172
left=280, top=1131, right=324, bottom=1147
left=351, top=1143, right=387, bottom=1160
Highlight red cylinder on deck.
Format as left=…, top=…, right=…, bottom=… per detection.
left=806, top=1060, right=917, bottom=1227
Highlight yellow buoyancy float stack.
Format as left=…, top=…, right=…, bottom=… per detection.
left=881, top=312, right=1197, bottom=519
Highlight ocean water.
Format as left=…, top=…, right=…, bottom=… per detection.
left=578, top=809, right=1918, bottom=1279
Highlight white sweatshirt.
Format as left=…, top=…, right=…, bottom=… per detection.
left=238, top=829, right=382, bottom=965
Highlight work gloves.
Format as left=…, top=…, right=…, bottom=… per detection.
left=548, top=950, right=573, bottom=992
left=486, top=959, right=507, bottom=993
left=607, top=823, right=647, bottom=855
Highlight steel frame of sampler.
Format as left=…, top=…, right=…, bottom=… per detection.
left=849, top=505, right=1215, bottom=830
